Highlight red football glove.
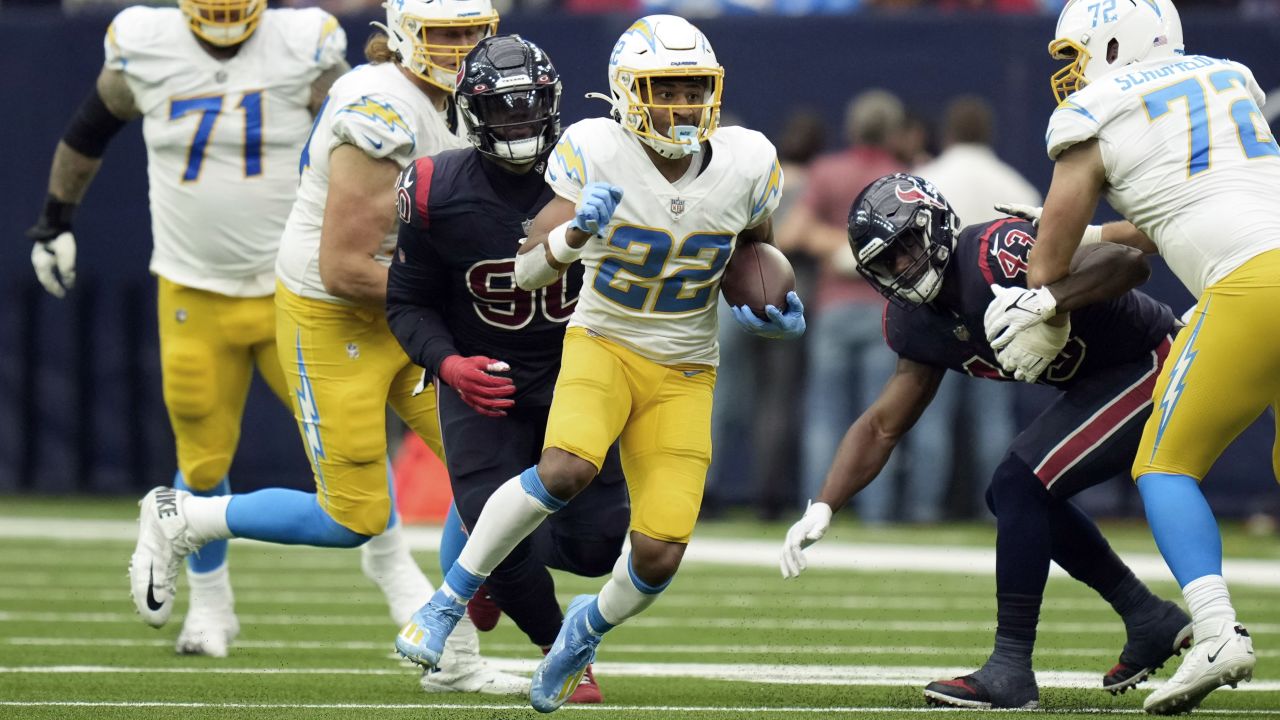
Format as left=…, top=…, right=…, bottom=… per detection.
left=439, top=355, right=515, bottom=417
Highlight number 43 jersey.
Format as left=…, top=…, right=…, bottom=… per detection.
left=884, top=218, right=1175, bottom=389
left=105, top=6, right=346, bottom=297
left=545, top=118, right=784, bottom=367
left=1047, top=55, right=1280, bottom=299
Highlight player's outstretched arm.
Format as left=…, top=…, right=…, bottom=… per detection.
left=28, top=68, right=138, bottom=298
left=318, top=145, right=400, bottom=303
left=309, top=60, right=351, bottom=116
left=1049, top=242, right=1152, bottom=312
left=1027, top=139, right=1105, bottom=289
left=781, top=357, right=944, bottom=578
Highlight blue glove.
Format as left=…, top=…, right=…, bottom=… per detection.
left=571, top=182, right=624, bottom=235
left=731, top=291, right=806, bottom=340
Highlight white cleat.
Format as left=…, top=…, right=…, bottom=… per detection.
left=175, top=567, right=239, bottom=658
left=360, top=527, right=433, bottom=627
left=420, top=618, right=530, bottom=696
left=1143, top=619, right=1255, bottom=715
left=175, top=607, right=240, bottom=658
left=129, top=487, right=198, bottom=628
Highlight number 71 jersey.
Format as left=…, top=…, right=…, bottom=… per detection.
left=105, top=6, right=346, bottom=298
left=1046, top=54, right=1280, bottom=299
left=545, top=118, right=783, bottom=366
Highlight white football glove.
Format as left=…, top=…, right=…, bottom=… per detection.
left=31, top=231, right=77, bottom=298
left=994, top=318, right=1070, bottom=383
left=984, top=284, right=1057, bottom=351
left=994, top=202, right=1042, bottom=227
left=780, top=501, right=832, bottom=579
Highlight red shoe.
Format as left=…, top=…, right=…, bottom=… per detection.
left=540, top=647, right=603, bottom=704
left=466, top=585, right=501, bottom=632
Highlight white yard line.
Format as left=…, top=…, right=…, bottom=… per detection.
left=4, top=609, right=1279, bottom=635
left=5, top=700, right=1277, bottom=715
left=10, top=635, right=1280, bottom=661
left=2, top=661, right=1279, bottom=693
left=3, top=516, right=1279, bottom=587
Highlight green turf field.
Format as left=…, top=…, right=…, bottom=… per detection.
left=2, top=498, right=1277, bottom=719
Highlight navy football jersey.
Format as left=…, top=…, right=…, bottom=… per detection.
left=884, top=218, right=1176, bottom=389
left=388, top=148, right=580, bottom=406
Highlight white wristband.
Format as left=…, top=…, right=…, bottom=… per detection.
left=1079, top=224, right=1103, bottom=246
left=547, top=221, right=584, bottom=264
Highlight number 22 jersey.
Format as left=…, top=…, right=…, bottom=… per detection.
left=544, top=118, right=784, bottom=367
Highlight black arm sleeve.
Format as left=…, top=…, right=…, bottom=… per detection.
left=63, top=86, right=128, bottom=159
left=386, top=223, right=458, bottom=377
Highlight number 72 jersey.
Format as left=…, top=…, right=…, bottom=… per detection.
left=1047, top=54, right=1280, bottom=299
left=545, top=118, right=783, bottom=367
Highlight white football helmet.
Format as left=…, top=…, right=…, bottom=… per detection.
left=179, top=0, right=265, bottom=47
left=1049, top=0, right=1182, bottom=104
left=598, top=15, right=723, bottom=159
left=374, top=0, right=499, bottom=92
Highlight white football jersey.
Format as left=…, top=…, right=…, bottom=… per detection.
left=1047, top=55, right=1280, bottom=298
left=106, top=6, right=346, bottom=297
left=275, top=62, right=469, bottom=303
left=545, top=118, right=783, bottom=366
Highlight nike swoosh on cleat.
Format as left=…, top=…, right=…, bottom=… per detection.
left=1207, top=638, right=1232, bottom=663
left=146, top=567, right=165, bottom=612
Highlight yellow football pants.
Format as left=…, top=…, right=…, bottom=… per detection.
left=275, top=283, right=444, bottom=536
left=157, top=277, right=289, bottom=492
left=1133, top=249, right=1280, bottom=481
left=544, top=327, right=716, bottom=544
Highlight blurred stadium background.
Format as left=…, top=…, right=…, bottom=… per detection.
left=3, top=2, right=1280, bottom=717
left=2, top=0, right=1278, bottom=525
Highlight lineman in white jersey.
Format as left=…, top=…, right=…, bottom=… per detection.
left=984, top=0, right=1280, bottom=713
left=127, top=0, right=527, bottom=694
left=394, top=15, right=805, bottom=712
left=28, top=0, right=347, bottom=657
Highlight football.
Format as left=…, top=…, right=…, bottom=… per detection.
left=720, top=241, right=796, bottom=319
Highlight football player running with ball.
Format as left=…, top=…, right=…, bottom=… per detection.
left=394, top=15, right=806, bottom=713
left=782, top=174, right=1191, bottom=710
left=987, top=0, right=1279, bottom=712
left=29, top=0, right=348, bottom=657
left=386, top=35, right=631, bottom=704
left=127, top=0, right=525, bottom=694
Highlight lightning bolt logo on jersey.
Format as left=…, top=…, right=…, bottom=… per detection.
left=544, top=118, right=783, bottom=366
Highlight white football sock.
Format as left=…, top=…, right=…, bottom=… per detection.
left=596, top=553, right=663, bottom=629
left=1183, top=574, right=1236, bottom=639
left=183, top=495, right=232, bottom=544
left=186, top=564, right=234, bottom=609
left=454, top=475, right=554, bottom=585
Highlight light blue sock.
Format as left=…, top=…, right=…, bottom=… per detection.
left=174, top=472, right=229, bottom=574
left=226, top=488, right=369, bottom=548
left=440, top=503, right=467, bottom=578
left=1137, top=472, right=1223, bottom=587
left=384, top=459, right=399, bottom=530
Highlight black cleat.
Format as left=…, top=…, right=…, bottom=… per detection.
left=1105, top=601, right=1193, bottom=695
left=924, top=672, right=1039, bottom=710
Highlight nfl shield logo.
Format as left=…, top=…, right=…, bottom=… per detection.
left=522, top=217, right=535, bottom=234
left=670, top=197, right=686, bottom=217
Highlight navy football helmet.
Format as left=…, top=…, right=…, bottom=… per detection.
left=456, top=34, right=561, bottom=165
left=847, top=173, right=960, bottom=308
